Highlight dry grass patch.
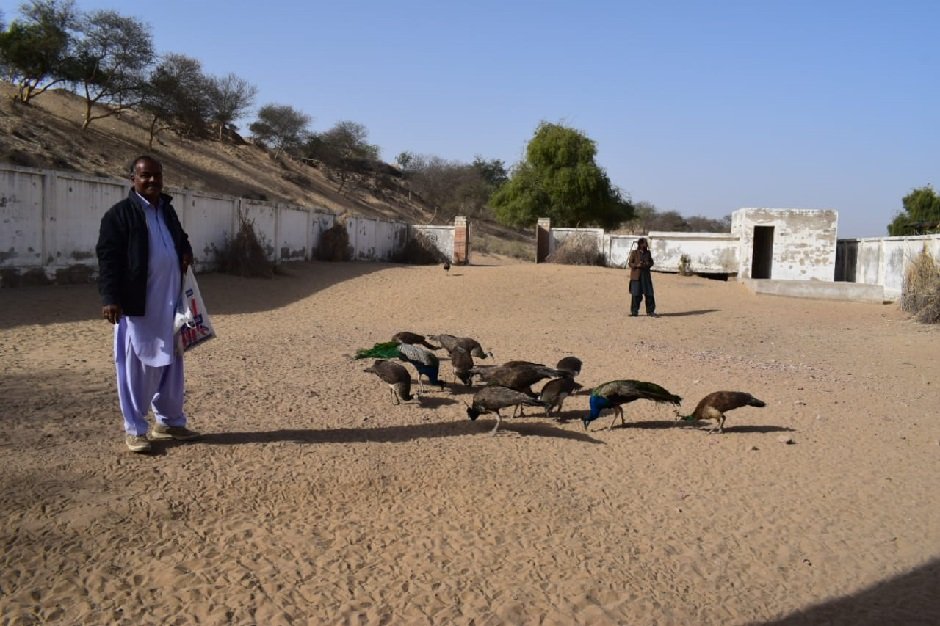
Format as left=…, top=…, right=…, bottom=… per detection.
left=215, top=213, right=275, bottom=278
left=900, top=248, right=940, bottom=323
left=546, top=233, right=605, bottom=266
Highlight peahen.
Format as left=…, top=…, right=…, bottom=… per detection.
left=586, top=380, right=682, bottom=432
left=430, top=334, right=492, bottom=360
left=469, top=361, right=563, bottom=416
left=555, top=356, right=583, bottom=378
left=363, top=359, right=413, bottom=404
left=449, top=345, right=475, bottom=386
left=391, top=331, right=439, bottom=350
left=539, top=376, right=583, bottom=418
left=678, top=391, right=766, bottom=434
left=355, top=341, right=444, bottom=391
left=465, top=386, right=545, bottom=435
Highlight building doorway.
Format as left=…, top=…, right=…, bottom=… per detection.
left=751, top=226, right=774, bottom=279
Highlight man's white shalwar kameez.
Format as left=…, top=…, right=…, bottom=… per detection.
left=115, top=193, right=187, bottom=436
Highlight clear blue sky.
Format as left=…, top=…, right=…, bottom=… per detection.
left=4, top=0, right=937, bottom=237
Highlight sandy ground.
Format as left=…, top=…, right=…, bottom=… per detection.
left=1, top=259, right=938, bottom=626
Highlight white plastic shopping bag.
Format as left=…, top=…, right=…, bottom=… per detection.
left=174, top=267, right=216, bottom=352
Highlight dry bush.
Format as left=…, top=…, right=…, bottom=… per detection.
left=215, top=214, right=275, bottom=278
left=547, top=234, right=605, bottom=266
left=392, top=231, right=447, bottom=265
left=900, top=249, right=940, bottom=324
left=473, top=233, right=530, bottom=260
left=317, top=223, right=352, bottom=261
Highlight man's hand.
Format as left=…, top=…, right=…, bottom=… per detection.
left=102, top=304, right=122, bottom=324
left=181, top=253, right=193, bottom=274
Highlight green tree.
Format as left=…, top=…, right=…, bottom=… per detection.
left=888, top=186, right=940, bottom=235
left=249, top=103, right=311, bottom=158
left=141, top=53, right=211, bottom=148
left=70, top=9, right=155, bottom=128
left=472, top=155, right=508, bottom=189
left=205, top=72, right=257, bottom=141
left=0, top=0, right=77, bottom=103
left=490, top=122, right=633, bottom=229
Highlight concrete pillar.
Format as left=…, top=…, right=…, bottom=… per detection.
left=454, top=215, right=469, bottom=264
left=536, top=217, right=551, bottom=263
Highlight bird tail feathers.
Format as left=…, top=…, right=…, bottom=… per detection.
left=354, top=341, right=401, bottom=360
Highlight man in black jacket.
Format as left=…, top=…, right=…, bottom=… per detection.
left=97, top=156, right=200, bottom=453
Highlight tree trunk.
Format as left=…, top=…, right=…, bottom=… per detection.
left=148, top=115, right=158, bottom=150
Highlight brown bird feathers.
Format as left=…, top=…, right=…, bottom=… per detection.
left=680, top=391, right=766, bottom=433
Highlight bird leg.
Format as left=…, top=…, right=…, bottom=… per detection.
left=607, top=406, right=625, bottom=431
left=490, top=410, right=503, bottom=436
left=707, top=413, right=726, bottom=434
left=389, top=386, right=399, bottom=405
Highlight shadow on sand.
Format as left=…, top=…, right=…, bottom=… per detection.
left=753, top=557, right=940, bottom=625
left=655, top=309, right=720, bottom=317
left=191, top=419, right=602, bottom=446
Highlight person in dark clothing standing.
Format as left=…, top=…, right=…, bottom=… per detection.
left=628, top=238, right=657, bottom=317
left=97, top=155, right=200, bottom=453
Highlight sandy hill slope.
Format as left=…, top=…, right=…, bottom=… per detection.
left=0, top=81, right=436, bottom=224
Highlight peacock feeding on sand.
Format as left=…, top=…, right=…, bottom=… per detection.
left=355, top=341, right=445, bottom=391
left=363, top=359, right=414, bottom=404
left=586, top=380, right=682, bottom=432
left=465, top=386, right=546, bottom=435
left=430, top=334, right=492, bottom=360
left=678, top=391, right=766, bottom=434
left=539, top=376, right=583, bottom=418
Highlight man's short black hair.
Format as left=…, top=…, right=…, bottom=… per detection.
left=129, top=155, right=161, bottom=176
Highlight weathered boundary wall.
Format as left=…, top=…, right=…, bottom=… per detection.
left=546, top=226, right=738, bottom=273
left=542, top=216, right=939, bottom=303
left=838, top=235, right=940, bottom=300
left=731, top=208, right=839, bottom=281
left=0, top=164, right=463, bottom=286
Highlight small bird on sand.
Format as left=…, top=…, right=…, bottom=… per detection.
left=443, top=260, right=451, bottom=274
left=678, top=391, right=766, bottom=434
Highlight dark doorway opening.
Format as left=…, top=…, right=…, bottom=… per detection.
left=536, top=221, right=550, bottom=263
left=751, top=226, right=774, bottom=279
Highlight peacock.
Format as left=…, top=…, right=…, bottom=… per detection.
left=430, top=334, right=492, bottom=360
left=391, top=331, right=439, bottom=350
left=539, top=376, right=583, bottom=418
left=363, top=359, right=413, bottom=404
left=354, top=341, right=445, bottom=391
left=465, top=386, right=546, bottom=435
left=469, top=361, right=564, bottom=416
left=586, top=380, right=682, bottom=432
left=678, top=391, right=766, bottom=434
left=449, top=345, right=475, bottom=386
left=555, top=356, right=583, bottom=378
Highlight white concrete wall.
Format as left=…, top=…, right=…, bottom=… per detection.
left=548, top=228, right=736, bottom=274
left=647, top=231, right=740, bottom=274
left=345, top=216, right=409, bottom=261
left=179, top=192, right=237, bottom=265
left=411, top=225, right=455, bottom=260
left=732, top=208, right=838, bottom=280
left=604, top=234, right=639, bottom=268
left=0, top=163, right=455, bottom=285
left=0, top=167, right=44, bottom=268
left=848, top=235, right=940, bottom=299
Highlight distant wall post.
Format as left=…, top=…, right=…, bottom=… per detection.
left=536, top=217, right=551, bottom=263
left=454, top=215, right=469, bottom=264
